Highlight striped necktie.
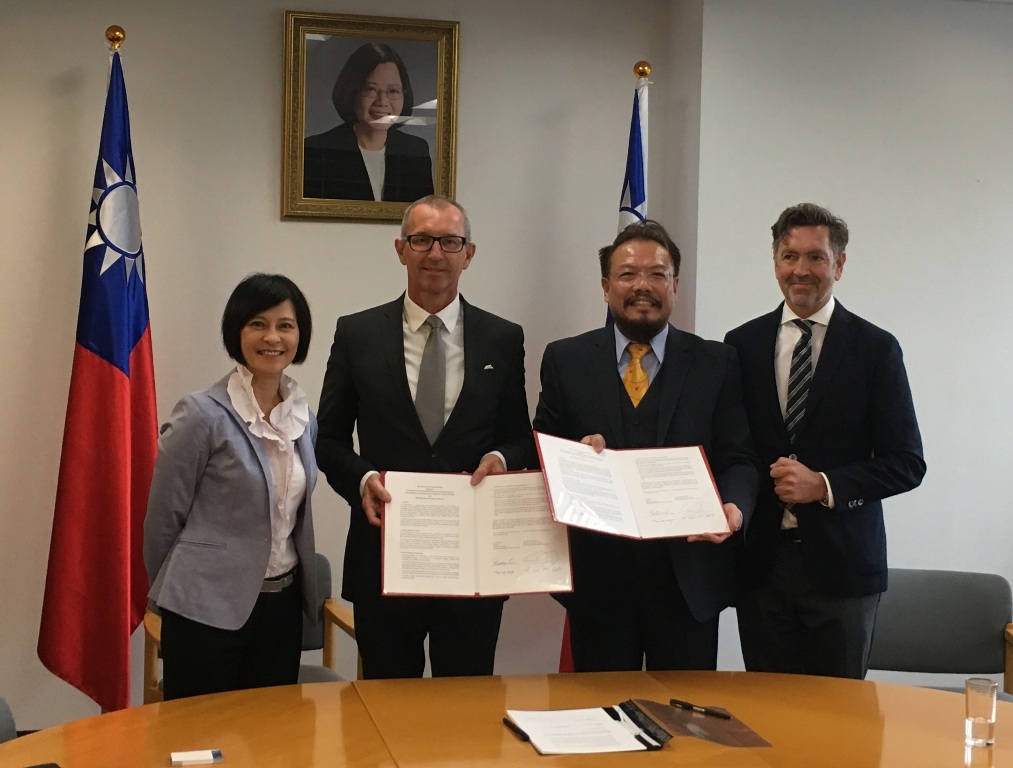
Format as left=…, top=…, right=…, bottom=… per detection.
left=784, top=319, right=813, bottom=443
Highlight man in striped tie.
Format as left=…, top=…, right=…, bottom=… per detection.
left=725, top=203, right=926, bottom=679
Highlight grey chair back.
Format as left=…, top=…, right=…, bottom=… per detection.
left=298, top=552, right=342, bottom=683
left=869, top=568, right=1011, bottom=674
left=0, top=695, right=16, bottom=743
left=302, top=552, right=333, bottom=652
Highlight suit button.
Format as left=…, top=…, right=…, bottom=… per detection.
left=431, top=452, right=438, bottom=459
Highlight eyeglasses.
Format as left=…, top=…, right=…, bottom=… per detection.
left=404, top=234, right=468, bottom=253
left=612, top=270, right=674, bottom=286
left=358, top=86, right=404, bottom=101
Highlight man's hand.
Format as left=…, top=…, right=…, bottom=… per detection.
left=688, top=502, right=742, bottom=544
left=471, top=453, right=506, bottom=486
left=580, top=434, right=606, bottom=453
left=362, top=474, right=392, bottom=527
left=770, top=457, right=826, bottom=504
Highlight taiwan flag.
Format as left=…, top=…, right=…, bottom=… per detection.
left=618, top=74, right=648, bottom=231
left=38, top=49, right=157, bottom=713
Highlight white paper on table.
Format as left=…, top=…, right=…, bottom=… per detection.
left=505, top=707, right=658, bottom=754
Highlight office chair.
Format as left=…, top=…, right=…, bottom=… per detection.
left=867, top=568, right=1013, bottom=700
left=0, top=694, right=15, bottom=743
left=142, top=552, right=359, bottom=703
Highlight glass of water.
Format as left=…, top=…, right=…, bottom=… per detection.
left=965, top=677, right=998, bottom=747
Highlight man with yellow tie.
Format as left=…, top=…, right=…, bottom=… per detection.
left=533, top=219, right=757, bottom=672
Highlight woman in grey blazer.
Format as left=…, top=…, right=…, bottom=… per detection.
left=144, top=273, right=318, bottom=700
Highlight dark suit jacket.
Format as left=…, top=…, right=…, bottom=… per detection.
left=532, top=325, right=758, bottom=623
left=303, top=122, right=434, bottom=202
left=316, top=295, right=537, bottom=602
left=724, top=302, right=926, bottom=597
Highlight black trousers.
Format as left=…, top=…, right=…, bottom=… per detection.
left=567, top=539, right=719, bottom=672
left=736, top=538, right=881, bottom=679
left=352, top=592, right=504, bottom=679
left=160, top=581, right=303, bottom=700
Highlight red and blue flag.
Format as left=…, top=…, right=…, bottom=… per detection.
left=38, top=50, right=157, bottom=712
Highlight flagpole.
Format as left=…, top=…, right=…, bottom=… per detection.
left=632, top=60, right=650, bottom=220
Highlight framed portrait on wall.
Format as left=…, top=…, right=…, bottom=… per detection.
left=282, top=11, right=459, bottom=221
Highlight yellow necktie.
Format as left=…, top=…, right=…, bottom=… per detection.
left=624, top=343, right=650, bottom=406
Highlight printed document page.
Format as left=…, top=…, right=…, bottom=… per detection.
left=382, top=472, right=476, bottom=596
left=535, top=431, right=728, bottom=538
left=477, top=474, right=572, bottom=594
left=382, top=471, right=572, bottom=596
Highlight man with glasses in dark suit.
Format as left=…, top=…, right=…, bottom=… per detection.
left=316, top=194, right=536, bottom=678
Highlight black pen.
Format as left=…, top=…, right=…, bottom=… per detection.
left=502, top=717, right=530, bottom=742
left=669, top=698, right=732, bottom=719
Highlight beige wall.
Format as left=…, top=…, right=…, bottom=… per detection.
left=0, top=0, right=701, bottom=728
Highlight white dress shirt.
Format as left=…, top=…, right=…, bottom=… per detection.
left=775, top=298, right=836, bottom=519
left=227, top=365, right=309, bottom=577
left=403, top=292, right=465, bottom=420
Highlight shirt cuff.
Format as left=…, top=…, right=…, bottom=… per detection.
left=359, top=470, right=380, bottom=496
left=818, top=472, right=835, bottom=508
left=486, top=451, right=507, bottom=471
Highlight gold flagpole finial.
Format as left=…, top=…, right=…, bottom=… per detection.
left=634, top=61, right=651, bottom=79
left=106, top=26, right=125, bottom=51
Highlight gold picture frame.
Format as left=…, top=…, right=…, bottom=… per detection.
left=282, top=11, right=459, bottom=221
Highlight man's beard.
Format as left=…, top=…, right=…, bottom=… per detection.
left=613, top=314, right=667, bottom=344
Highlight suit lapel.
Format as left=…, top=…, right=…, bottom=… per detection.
left=802, top=301, right=852, bottom=433
left=208, top=374, right=274, bottom=506
left=656, top=325, right=691, bottom=445
left=379, top=296, right=425, bottom=437
left=758, top=308, right=790, bottom=444
left=442, top=297, right=479, bottom=439
left=590, top=327, right=624, bottom=447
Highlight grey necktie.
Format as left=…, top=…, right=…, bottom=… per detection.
left=415, top=314, right=446, bottom=445
left=784, top=319, right=814, bottom=443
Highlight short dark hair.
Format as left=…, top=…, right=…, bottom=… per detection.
left=598, top=219, right=681, bottom=279
left=221, top=274, right=312, bottom=366
left=332, top=42, right=415, bottom=125
left=771, top=203, right=849, bottom=256
left=400, top=194, right=472, bottom=241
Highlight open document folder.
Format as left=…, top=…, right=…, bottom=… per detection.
left=505, top=700, right=671, bottom=754
left=381, top=470, right=573, bottom=597
left=534, top=431, right=729, bottom=538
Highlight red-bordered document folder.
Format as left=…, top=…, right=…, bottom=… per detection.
left=381, top=469, right=573, bottom=597
left=534, top=431, right=728, bottom=539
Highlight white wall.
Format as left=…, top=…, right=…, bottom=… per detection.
left=6, top=0, right=1008, bottom=732
left=697, top=0, right=1013, bottom=677
left=0, top=0, right=700, bottom=729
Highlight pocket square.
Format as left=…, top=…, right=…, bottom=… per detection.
left=484, top=364, right=495, bottom=370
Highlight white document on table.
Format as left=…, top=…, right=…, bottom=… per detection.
left=505, top=706, right=663, bottom=754
left=382, top=470, right=572, bottom=596
left=534, top=431, right=729, bottom=539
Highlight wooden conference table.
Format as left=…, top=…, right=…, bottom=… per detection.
left=2, top=671, right=1010, bottom=767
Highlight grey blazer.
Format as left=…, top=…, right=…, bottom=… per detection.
left=144, top=372, right=317, bottom=630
